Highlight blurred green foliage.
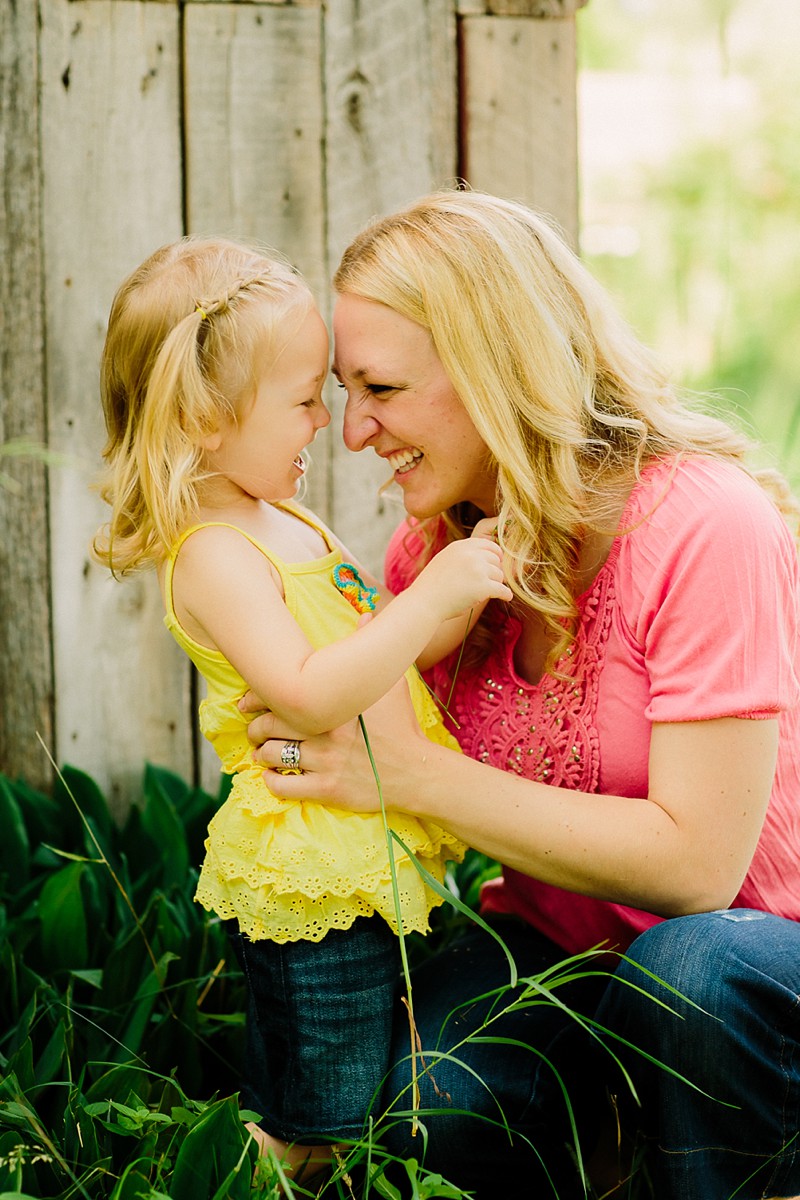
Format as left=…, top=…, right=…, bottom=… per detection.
left=577, top=0, right=800, bottom=486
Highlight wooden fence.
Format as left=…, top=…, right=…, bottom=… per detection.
left=1, top=0, right=585, bottom=809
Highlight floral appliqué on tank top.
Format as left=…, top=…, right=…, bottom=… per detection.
left=446, top=563, right=617, bottom=794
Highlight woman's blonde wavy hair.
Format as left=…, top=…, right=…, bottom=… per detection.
left=334, top=188, right=799, bottom=669
left=93, top=236, right=312, bottom=575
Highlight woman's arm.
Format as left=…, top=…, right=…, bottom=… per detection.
left=244, top=685, right=777, bottom=916
left=172, top=526, right=509, bottom=734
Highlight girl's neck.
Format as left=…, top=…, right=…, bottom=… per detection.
left=194, top=492, right=329, bottom=564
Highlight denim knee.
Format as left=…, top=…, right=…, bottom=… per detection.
left=615, top=909, right=800, bottom=1025
left=597, top=910, right=800, bottom=1198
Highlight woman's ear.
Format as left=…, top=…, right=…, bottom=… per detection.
left=202, top=429, right=223, bottom=452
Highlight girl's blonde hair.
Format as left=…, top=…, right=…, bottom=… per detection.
left=334, top=188, right=799, bottom=668
left=93, top=236, right=312, bottom=574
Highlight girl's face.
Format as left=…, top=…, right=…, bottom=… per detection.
left=210, top=305, right=331, bottom=503
left=333, top=293, right=497, bottom=519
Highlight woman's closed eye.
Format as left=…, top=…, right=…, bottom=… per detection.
left=366, top=383, right=394, bottom=397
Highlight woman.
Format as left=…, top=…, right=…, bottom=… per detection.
left=243, top=189, right=800, bottom=1199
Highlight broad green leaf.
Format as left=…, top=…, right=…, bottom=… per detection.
left=113, top=952, right=177, bottom=1062
left=109, top=1164, right=157, bottom=1200
left=3, top=776, right=63, bottom=849
left=139, top=776, right=188, bottom=890
left=6, top=1040, right=35, bottom=1094
left=143, top=764, right=190, bottom=814
left=69, top=968, right=103, bottom=989
left=35, top=863, right=88, bottom=971
left=57, top=764, right=114, bottom=854
left=169, top=1096, right=250, bottom=1200
left=82, top=1064, right=149, bottom=1106
left=33, top=1020, right=66, bottom=1088
left=371, top=1173, right=402, bottom=1200
left=0, top=780, right=30, bottom=895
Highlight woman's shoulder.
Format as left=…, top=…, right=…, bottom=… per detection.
left=616, top=453, right=799, bottom=613
left=626, top=454, right=793, bottom=545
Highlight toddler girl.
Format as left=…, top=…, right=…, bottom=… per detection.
left=92, top=237, right=510, bottom=1177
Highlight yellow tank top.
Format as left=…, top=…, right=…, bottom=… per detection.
left=163, top=507, right=465, bottom=943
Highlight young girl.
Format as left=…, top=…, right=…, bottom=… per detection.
left=92, top=236, right=511, bottom=1176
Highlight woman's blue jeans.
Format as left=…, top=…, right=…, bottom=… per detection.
left=379, top=911, right=800, bottom=1199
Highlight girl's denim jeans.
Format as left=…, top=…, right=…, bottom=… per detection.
left=227, top=915, right=399, bottom=1143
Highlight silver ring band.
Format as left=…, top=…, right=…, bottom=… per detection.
left=280, top=739, right=301, bottom=770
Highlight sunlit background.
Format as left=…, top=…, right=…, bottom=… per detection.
left=577, top=0, right=800, bottom=486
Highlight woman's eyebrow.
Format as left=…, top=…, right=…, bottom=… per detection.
left=331, top=363, right=370, bottom=381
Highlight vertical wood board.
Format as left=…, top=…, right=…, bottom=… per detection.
left=461, top=14, right=579, bottom=246
left=185, top=2, right=329, bottom=523
left=324, top=0, right=459, bottom=574
left=40, top=0, right=191, bottom=810
left=184, top=3, right=329, bottom=791
left=457, top=0, right=587, bottom=15
left=0, top=0, right=53, bottom=785
left=185, top=4, right=327, bottom=302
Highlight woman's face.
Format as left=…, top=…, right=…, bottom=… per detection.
left=332, top=293, right=497, bottom=519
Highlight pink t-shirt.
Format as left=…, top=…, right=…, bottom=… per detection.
left=386, top=456, right=800, bottom=954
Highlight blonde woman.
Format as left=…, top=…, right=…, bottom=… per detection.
left=93, top=235, right=511, bottom=1179
left=245, top=190, right=800, bottom=1199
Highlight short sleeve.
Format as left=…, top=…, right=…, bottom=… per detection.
left=618, top=459, right=800, bottom=722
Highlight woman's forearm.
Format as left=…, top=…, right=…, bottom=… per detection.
left=369, top=715, right=774, bottom=918
left=386, top=739, right=688, bottom=914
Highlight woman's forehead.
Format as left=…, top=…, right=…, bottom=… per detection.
left=332, top=293, right=434, bottom=376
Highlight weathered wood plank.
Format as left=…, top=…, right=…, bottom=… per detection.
left=324, top=0, right=458, bottom=574
left=461, top=14, right=579, bottom=246
left=184, top=1, right=328, bottom=791
left=40, top=0, right=190, bottom=811
left=186, top=1, right=320, bottom=7
left=0, top=0, right=54, bottom=788
left=112, top=1, right=320, bottom=6
left=457, top=0, right=588, bottom=16
left=184, top=4, right=327, bottom=331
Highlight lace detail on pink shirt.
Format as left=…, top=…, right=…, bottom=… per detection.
left=447, top=559, right=619, bottom=793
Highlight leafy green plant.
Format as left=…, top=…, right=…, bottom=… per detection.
left=0, top=763, right=683, bottom=1198
left=0, top=765, right=494, bottom=1198
left=0, top=764, right=256, bottom=1198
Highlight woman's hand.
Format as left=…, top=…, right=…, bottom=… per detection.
left=239, top=678, right=429, bottom=812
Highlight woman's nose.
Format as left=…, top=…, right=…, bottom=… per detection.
left=342, top=395, right=381, bottom=452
